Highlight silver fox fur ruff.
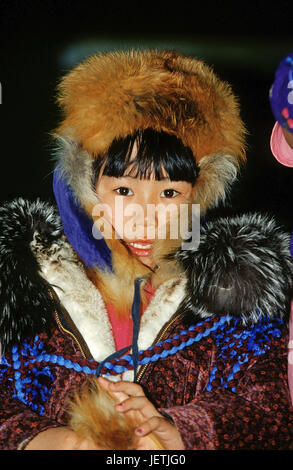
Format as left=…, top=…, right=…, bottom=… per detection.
left=0, top=199, right=292, bottom=353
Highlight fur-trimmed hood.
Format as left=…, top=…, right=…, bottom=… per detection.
left=51, top=49, right=247, bottom=315
left=0, top=198, right=292, bottom=356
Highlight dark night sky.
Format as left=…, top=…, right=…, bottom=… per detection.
left=0, top=0, right=293, bottom=228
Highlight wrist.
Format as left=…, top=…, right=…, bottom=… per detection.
left=24, top=426, right=71, bottom=450
left=159, top=409, right=175, bottom=423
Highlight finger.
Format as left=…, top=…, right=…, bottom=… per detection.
left=116, top=396, right=160, bottom=418
left=97, top=376, right=112, bottom=391
left=109, top=380, right=145, bottom=397
left=97, top=377, right=129, bottom=402
left=135, top=416, right=166, bottom=437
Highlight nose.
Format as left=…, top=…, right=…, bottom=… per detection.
left=130, top=204, right=157, bottom=239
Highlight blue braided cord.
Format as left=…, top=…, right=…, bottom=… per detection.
left=96, top=314, right=232, bottom=374
left=9, top=315, right=232, bottom=378
left=0, top=314, right=285, bottom=419
left=7, top=314, right=284, bottom=401
left=24, top=354, right=96, bottom=375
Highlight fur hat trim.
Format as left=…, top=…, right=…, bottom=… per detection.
left=53, top=49, right=247, bottom=214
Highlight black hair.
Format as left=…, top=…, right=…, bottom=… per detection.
left=92, top=128, right=199, bottom=186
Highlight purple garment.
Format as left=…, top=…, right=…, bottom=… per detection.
left=53, top=168, right=113, bottom=271
left=270, top=52, right=293, bottom=134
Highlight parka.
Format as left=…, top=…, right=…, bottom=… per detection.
left=0, top=199, right=292, bottom=450
left=1, top=49, right=293, bottom=450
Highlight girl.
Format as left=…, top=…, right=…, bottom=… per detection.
left=0, top=50, right=292, bottom=450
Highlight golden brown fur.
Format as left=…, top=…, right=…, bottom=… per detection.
left=83, top=232, right=186, bottom=316
left=53, top=49, right=247, bottom=319
left=55, top=49, right=246, bottom=163
left=68, top=378, right=138, bottom=450
left=68, top=378, right=164, bottom=450
left=54, top=50, right=246, bottom=220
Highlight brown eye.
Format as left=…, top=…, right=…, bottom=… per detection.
left=115, top=187, right=133, bottom=196
left=161, top=189, right=179, bottom=198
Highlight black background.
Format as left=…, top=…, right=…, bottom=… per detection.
left=0, top=0, right=293, bottom=228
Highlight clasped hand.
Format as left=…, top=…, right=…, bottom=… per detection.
left=98, top=376, right=185, bottom=450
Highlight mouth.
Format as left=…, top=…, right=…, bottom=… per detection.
left=125, top=240, right=153, bottom=257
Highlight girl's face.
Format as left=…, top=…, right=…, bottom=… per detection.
left=95, top=171, right=193, bottom=269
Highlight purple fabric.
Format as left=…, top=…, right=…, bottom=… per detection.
left=53, top=168, right=113, bottom=271
left=270, top=52, right=293, bottom=134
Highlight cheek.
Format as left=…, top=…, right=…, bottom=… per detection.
left=103, top=203, right=115, bottom=224
left=96, top=184, right=116, bottom=221
left=104, top=198, right=142, bottom=238
left=97, top=191, right=114, bottom=219
left=181, top=185, right=194, bottom=201
left=159, top=196, right=188, bottom=218
left=112, top=200, right=132, bottom=236
left=157, top=197, right=193, bottom=236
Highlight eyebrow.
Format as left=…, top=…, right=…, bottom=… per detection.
left=119, top=174, right=170, bottom=180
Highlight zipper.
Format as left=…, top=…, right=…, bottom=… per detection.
left=136, top=311, right=185, bottom=383
left=49, top=287, right=185, bottom=377
left=55, top=307, right=184, bottom=379
left=48, top=288, right=88, bottom=360
left=54, top=310, right=87, bottom=360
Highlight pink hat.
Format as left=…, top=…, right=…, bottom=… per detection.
left=270, top=121, right=293, bottom=167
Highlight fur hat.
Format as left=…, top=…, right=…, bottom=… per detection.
left=54, top=49, right=246, bottom=215
left=52, top=49, right=247, bottom=313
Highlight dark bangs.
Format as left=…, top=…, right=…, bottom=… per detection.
left=92, top=129, right=199, bottom=186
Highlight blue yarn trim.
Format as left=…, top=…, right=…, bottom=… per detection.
left=9, top=315, right=232, bottom=378
left=0, top=355, right=12, bottom=382
left=205, top=316, right=283, bottom=392
left=7, top=339, right=56, bottom=416
left=1, top=314, right=284, bottom=416
left=9, top=315, right=283, bottom=378
left=101, top=314, right=232, bottom=373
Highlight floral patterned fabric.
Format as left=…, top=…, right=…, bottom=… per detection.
left=0, top=310, right=292, bottom=450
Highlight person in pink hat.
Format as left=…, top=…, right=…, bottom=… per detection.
left=270, top=52, right=293, bottom=405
